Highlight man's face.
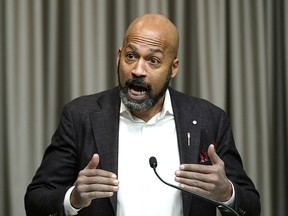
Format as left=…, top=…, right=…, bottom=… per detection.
left=117, top=38, right=177, bottom=113
left=118, top=60, right=172, bottom=112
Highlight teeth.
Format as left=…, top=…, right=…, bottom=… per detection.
left=131, top=89, right=145, bottom=95
left=136, top=91, right=145, bottom=95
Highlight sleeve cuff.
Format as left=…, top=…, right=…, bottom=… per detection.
left=64, top=186, right=82, bottom=216
left=221, top=180, right=235, bottom=207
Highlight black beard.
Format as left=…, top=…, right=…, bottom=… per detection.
left=118, top=65, right=172, bottom=112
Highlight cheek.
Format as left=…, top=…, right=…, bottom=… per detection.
left=118, top=64, right=130, bottom=84
left=118, top=72, right=126, bottom=86
left=157, top=71, right=168, bottom=82
left=150, top=71, right=170, bottom=91
left=150, top=75, right=164, bottom=89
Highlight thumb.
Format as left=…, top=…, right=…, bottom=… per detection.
left=85, top=154, right=100, bottom=169
left=208, top=144, right=223, bottom=166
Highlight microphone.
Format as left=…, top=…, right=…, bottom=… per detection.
left=149, top=156, right=240, bottom=216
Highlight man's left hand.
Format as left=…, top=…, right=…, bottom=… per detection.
left=175, top=144, right=232, bottom=202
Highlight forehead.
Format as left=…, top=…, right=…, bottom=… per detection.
left=124, top=30, right=170, bottom=54
left=124, top=44, right=163, bottom=57
left=125, top=39, right=164, bottom=54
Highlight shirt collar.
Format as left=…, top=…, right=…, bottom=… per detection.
left=120, top=89, right=174, bottom=122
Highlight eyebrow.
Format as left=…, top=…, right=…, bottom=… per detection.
left=126, top=44, right=163, bottom=55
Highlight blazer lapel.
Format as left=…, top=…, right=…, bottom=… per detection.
left=90, top=88, right=120, bottom=214
left=170, top=88, right=203, bottom=216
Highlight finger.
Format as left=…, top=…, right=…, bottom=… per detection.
left=175, top=170, right=207, bottom=181
left=85, top=191, right=115, bottom=200
left=177, top=177, right=212, bottom=191
left=177, top=164, right=212, bottom=174
left=208, top=144, right=223, bottom=166
left=82, top=175, right=119, bottom=186
left=85, top=154, right=100, bottom=170
left=81, top=180, right=119, bottom=193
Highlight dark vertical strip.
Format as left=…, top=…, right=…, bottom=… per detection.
left=168, top=1, right=196, bottom=96
left=183, top=0, right=193, bottom=96
left=124, top=0, right=131, bottom=28
left=42, top=0, right=51, bottom=151
left=225, top=0, right=231, bottom=116
left=190, top=0, right=200, bottom=97
left=43, top=0, right=48, bottom=116
left=0, top=0, right=9, bottom=215
left=167, top=0, right=177, bottom=91
left=125, top=0, right=136, bottom=25
left=79, top=2, right=84, bottom=94
left=283, top=1, right=288, bottom=214
left=106, top=0, right=117, bottom=89
left=272, top=0, right=287, bottom=215
left=57, top=0, right=69, bottom=113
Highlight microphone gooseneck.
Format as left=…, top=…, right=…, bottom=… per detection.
left=148, top=156, right=240, bottom=216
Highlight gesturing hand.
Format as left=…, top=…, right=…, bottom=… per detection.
left=71, top=154, right=119, bottom=209
left=175, top=144, right=232, bottom=202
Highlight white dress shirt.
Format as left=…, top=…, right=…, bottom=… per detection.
left=116, top=90, right=183, bottom=216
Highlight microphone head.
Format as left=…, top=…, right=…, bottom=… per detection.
left=149, top=156, right=157, bottom=168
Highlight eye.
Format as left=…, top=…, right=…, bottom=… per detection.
left=149, top=57, right=160, bottom=65
left=125, top=53, right=136, bottom=61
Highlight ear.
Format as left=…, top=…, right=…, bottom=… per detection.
left=171, top=58, right=179, bottom=78
left=116, top=48, right=122, bottom=66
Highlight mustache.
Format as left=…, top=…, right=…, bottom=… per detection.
left=125, top=77, right=151, bottom=90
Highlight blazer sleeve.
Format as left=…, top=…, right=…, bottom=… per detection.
left=25, top=103, right=80, bottom=216
left=202, top=107, right=261, bottom=216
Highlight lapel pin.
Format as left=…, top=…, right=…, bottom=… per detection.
left=187, top=132, right=191, bottom=146
left=192, top=120, right=197, bottom=125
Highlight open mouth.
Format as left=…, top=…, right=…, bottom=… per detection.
left=128, top=84, right=148, bottom=100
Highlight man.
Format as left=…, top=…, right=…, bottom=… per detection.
left=25, top=14, right=260, bottom=216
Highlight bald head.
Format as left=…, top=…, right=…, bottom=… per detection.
left=122, top=14, right=179, bottom=58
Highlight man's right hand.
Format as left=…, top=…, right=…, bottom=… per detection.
left=70, top=154, right=119, bottom=209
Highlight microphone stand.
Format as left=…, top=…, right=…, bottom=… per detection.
left=149, top=157, right=240, bottom=216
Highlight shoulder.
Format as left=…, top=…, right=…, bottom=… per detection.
left=169, top=88, right=230, bottom=130
left=169, top=88, right=226, bottom=114
left=63, top=87, right=120, bottom=113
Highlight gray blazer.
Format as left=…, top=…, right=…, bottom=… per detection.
left=25, top=87, right=260, bottom=216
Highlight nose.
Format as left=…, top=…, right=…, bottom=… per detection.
left=131, top=59, right=147, bottom=77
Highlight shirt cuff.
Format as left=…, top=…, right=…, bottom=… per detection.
left=64, top=186, right=82, bottom=216
left=221, top=180, right=235, bottom=207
